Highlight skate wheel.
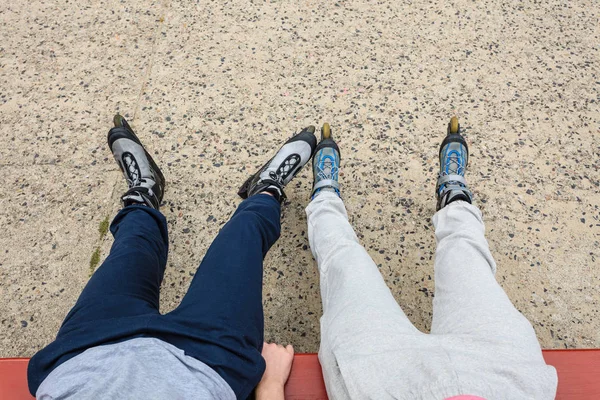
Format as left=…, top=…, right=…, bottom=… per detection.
left=322, top=123, right=331, bottom=139
left=449, top=116, right=459, bottom=134
left=114, top=114, right=125, bottom=128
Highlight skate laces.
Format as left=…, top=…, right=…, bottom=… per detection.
left=316, top=157, right=338, bottom=182
left=122, top=153, right=141, bottom=187
left=438, top=147, right=468, bottom=195
left=312, top=150, right=340, bottom=199
left=261, top=168, right=285, bottom=188
left=440, top=150, right=465, bottom=177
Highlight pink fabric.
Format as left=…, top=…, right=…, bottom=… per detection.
left=445, top=397, right=487, bottom=400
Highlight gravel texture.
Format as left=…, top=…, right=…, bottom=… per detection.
left=1, top=0, right=599, bottom=357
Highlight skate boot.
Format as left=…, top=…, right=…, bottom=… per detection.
left=108, top=114, right=165, bottom=209
left=311, top=123, right=341, bottom=199
left=238, top=126, right=317, bottom=203
left=436, top=116, right=473, bottom=211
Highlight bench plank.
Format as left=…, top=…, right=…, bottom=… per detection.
left=3, top=350, right=599, bottom=399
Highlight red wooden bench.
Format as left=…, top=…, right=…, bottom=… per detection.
left=2, top=351, right=599, bottom=399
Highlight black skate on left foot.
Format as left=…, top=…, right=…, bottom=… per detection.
left=238, top=126, right=317, bottom=203
left=108, top=114, right=165, bottom=210
left=436, top=116, right=473, bottom=211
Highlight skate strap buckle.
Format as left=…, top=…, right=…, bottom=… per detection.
left=312, top=179, right=340, bottom=192
left=311, top=179, right=340, bottom=196
left=437, top=174, right=467, bottom=187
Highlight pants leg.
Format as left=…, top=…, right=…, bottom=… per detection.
left=28, top=205, right=169, bottom=393
left=431, top=201, right=542, bottom=347
left=163, top=194, right=281, bottom=399
left=306, top=192, right=425, bottom=399
left=65, top=205, right=168, bottom=326
left=431, top=201, right=557, bottom=399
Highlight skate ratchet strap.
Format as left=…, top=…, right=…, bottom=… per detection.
left=440, top=187, right=473, bottom=207
left=250, top=179, right=286, bottom=202
left=122, top=186, right=159, bottom=209
left=312, top=179, right=340, bottom=192
left=436, top=175, right=468, bottom=193
left=437, top=174, right=467, bottom=187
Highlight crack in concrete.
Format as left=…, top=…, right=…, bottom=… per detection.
left=132, top=5, right=170, bottom=123
left=95, top=3, right=172, bottom=279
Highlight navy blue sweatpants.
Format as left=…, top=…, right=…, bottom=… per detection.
left=27, top=194, right=281, bottom=399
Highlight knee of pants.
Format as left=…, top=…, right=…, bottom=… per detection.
left=482, top=308, right=540, bottom=345
left=495, top=311, right=544, bottom=354
left=229, top=209, right=281, bottom=247
left=236, top=195, right=281, bottom=219
left=316, top=241, right=376, bottom=277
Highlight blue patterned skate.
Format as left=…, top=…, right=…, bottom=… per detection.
left=311, top=123, right=341, bottom=199
left=436, top=116, right=473, bottom=210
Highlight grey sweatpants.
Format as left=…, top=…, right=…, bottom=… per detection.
left=306, top=192, right=557, bottom=400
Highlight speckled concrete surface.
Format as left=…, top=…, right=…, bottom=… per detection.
left=1, top=0, right=599, bottom=358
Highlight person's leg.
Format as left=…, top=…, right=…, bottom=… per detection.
left=431, top=201, right=543, bottom=344
left=431, top=118, right=544, bottom=347
left=163, top=194, right=280, bottom=398
left=308, top=193, right=419, bottom=335
left=308, top=192, right=428, bottom=398
left=62, top=206, right=168, bottom=330
left=162, top=127, right=317, bottom=400
left=28, top=115, right=169, bottom=394
left=431, top=201, right=557, bottom=399
left=431, top=118, right=557, bottom=399
left=307, top=125, right=427, bottom=399
left=62, top=113, right=169, bottom=328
